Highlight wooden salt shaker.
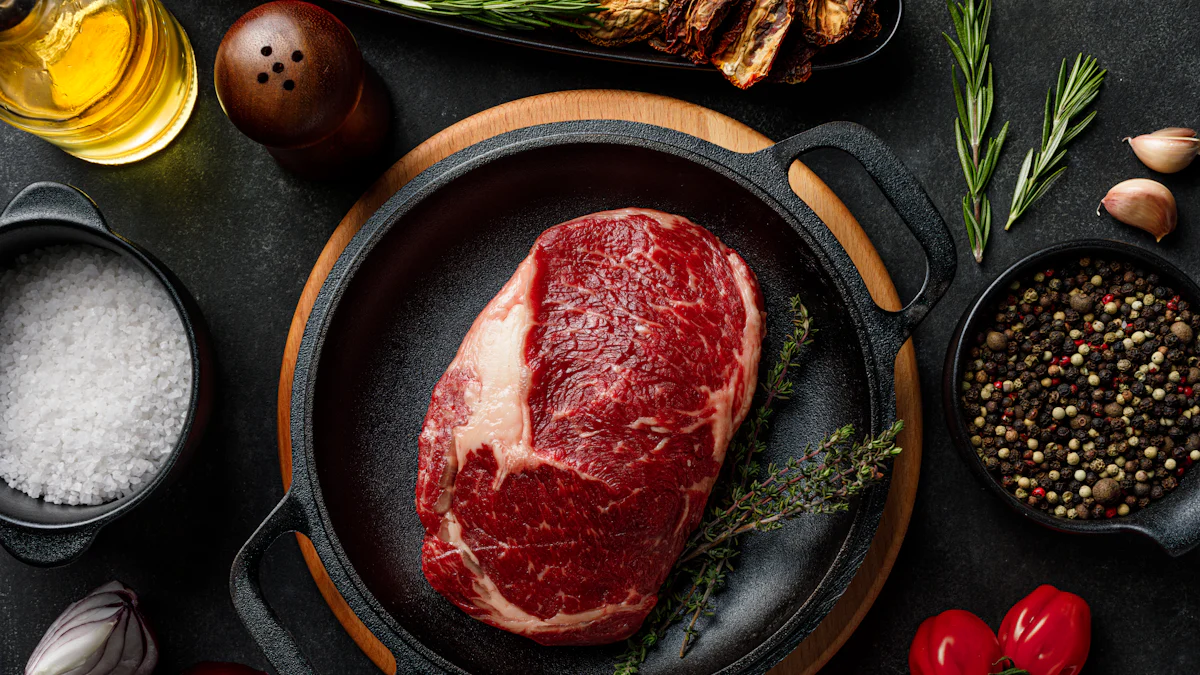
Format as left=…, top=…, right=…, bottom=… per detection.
left=214, top=0, right=390, bottom=179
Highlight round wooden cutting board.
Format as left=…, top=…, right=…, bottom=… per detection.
left=277, top=89, right=922, bottom=675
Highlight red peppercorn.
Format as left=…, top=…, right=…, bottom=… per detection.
left=1186, top=387, right=1195, bottom=397
left=1100, top=344, right=1109, bottom=350
left=1179, top=468, right=1187, bottom=476
left=1105, top=508, right=1118, bottom=518
left=1045, top=269, right=1055, bottom=277
left=1074, top=339, right=1085, bottom=346
left=1070, top=384, right=1078, bottom=393
left=1051, top=378, right=1061, bottom=385
left=1168, top=301, right=1179, bottom=311
left=1032, top=487, right=1046, bottom=498
left=1059, top=356, right=1071, bottom=366
left=1103, top=294, right=1114, bottom=303
left=994, top=381, right=1004, bottom=389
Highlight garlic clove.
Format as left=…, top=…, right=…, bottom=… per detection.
left=1098, top=178, right=1177, bottom=242
left=1151, top=127, right=1196, bottom=138
left=1126, top=127, right=1200, bottom=173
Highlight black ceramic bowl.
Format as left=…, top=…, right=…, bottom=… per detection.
left=944, top=239, right=1200, bottom=557
left=0, top=182, right=215, bottom=567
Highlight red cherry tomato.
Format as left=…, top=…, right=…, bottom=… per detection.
left=998, top=585, right=1090, bottom=675
left=909, top=609, right=1009, bottom=675
left=181, top=663, right=267, bottom=675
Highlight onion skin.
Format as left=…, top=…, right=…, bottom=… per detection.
left=1125, top=127, right=1200, bottom=174
left=25, top=581, right=157, bottom=675
left=1098, top=178, right=1177, bottom=242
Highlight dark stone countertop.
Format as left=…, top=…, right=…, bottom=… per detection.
left=2, top=0, right=1199, bottom=673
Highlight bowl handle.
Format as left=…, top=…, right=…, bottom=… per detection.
left=0, top=181, right=110, bottom=232
left=231, top=490, right=321, bottom=675
left=766, top=121, right=957, bottom=357
left=0, top=521, right=99, bottom=566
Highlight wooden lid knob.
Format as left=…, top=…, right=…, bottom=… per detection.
left=215, top=0, right=364, bottom=149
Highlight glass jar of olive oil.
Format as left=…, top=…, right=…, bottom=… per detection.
left=0, top=0, right=196, bottom=164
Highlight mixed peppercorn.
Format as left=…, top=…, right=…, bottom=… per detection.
left=960, top=256, right=1200, bottom=520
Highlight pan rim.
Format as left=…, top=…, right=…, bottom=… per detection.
left=288, top=120, right=897, bottom=674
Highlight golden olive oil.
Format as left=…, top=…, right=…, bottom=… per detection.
left=0, top=0, right=196, bottom=164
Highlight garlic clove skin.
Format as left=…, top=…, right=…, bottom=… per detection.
left=1098, top=178, right=1177, bottom=242
left=1151, top=127, right=1196, bottom=138
left=1126, top=128, right=1200, bottom=173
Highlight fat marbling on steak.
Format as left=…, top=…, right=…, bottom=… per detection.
left=416, top=208, right=765, bottom=646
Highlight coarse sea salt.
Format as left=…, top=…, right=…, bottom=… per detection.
left=0, top=245, right=192, bottom=505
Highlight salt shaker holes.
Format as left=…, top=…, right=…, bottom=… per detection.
left=256, top=72, right=268, bottom=83
left=260, top=45, right=271, bottom=56
left=272, top=62, right=284, bottom=73
left=292, top=50, right=303, bottom=62
left=283, top=79, right=295, bottom=91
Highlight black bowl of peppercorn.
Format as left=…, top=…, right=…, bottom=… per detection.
left=944, top=240, right=1200, bottom=556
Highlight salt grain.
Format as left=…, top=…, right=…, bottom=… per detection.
left=0, top=245, right=192, bottom=505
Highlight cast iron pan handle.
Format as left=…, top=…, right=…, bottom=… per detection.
left=768, top=121, right=957, bottom=357
left=231, top=491, right=318, bottom=675
left=0, top=521, right=100, bottom=566
left=0, top=181, right=110, bottom=232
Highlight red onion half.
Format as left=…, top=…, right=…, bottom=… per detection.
left=25, top=581, right=157, bottom=675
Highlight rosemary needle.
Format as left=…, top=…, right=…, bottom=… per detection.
left=1005, top=54, right=1106, bottom=231
left=375, top=0, right=599, bottom=30
left=944, top=0, right=1008, bottom=264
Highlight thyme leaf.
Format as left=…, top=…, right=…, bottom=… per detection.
left=612, top=297, right=903, bottom=674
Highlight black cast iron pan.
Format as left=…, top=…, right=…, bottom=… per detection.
left=231, top=120, right=955, bottom=674
left=943, top=239, right=1200, bottom=557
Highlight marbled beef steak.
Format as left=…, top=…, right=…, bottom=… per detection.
left=416, top=208, right=765, bottom=646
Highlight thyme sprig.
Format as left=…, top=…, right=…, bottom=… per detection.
left=1005, top=54, right=1106, bottom=231
left=374, top=0, right=599, bottom=30
left=944, top=0, right=1008, bottom=264
left=612, top=298, right=904, bottom=675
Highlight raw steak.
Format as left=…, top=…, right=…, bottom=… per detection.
left=416, top=208, right=765, bottom=646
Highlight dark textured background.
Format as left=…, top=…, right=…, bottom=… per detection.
left=2, top=0, right=1199, bottom=672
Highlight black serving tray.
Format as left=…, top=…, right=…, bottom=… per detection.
left=327, top=0, right=901, bottom=73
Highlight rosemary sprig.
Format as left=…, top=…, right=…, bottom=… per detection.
left=1005, top=54, right=1106, bottom=231
left=944, top=0, right=1008, bottom=264
left=612, top=298, right=903, bottom=675
left=374, top=0, right=599, bottom=30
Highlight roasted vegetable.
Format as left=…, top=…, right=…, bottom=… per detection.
left=680, top=0, right=744, bottom=62
left=767, top=32, right=819, bottom=83
left=650, top=0, right=695, bottom=52
left=579, top=0, right=666, bottom=45
left=852, top=5, right=880, bottom=39
left=711, top=0, right=794, bottom=88
left=800, top=0, right=871, bottom=46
